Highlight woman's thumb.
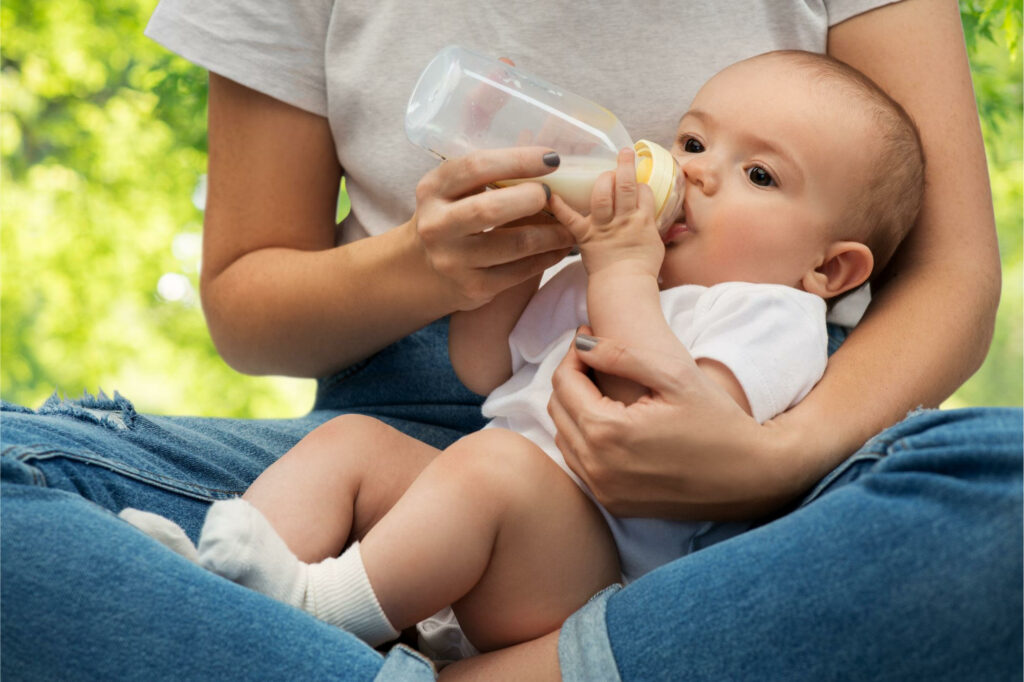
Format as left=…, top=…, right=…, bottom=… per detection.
left=573, top=332, right=692, bottom=394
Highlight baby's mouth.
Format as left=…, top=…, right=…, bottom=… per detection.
left=662, top=221, right=688, bottom=244
left=662, top=204, right=692, bottom=245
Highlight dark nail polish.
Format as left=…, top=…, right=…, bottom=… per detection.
left=543, top=152, right=561, bottom=167
left=575, top=334, right=598, bottom=351
left=542, top=183, right=551, bottom=201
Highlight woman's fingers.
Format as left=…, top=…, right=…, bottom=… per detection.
left=568, top=332, right=693, bottom=397
left=481, top=245, right=573, bottom=293
left=548, top=331, right=610, bottom=491
left=440, top=181, right=552, bottom=236
left=413, top=146, right=571, bottom=309
left=483, top=221, right=574, bottom=266
left=434, top=147, right=559, bottom=199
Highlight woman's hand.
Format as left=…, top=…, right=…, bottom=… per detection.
left=411, top=147, right=574, bottom=311
left=548, top=327, right=811, bottom=520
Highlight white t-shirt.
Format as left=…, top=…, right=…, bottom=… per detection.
left=145, top=0, right=897, bottom=249
left=484, top=262, right=828, bottom=581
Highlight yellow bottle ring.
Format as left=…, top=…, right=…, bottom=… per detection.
left=635, top=139, right=678, bottom=220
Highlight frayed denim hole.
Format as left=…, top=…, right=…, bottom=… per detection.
left=36, top=389, right=138, bottom=431
left=1, top=401, right=36, bottom=414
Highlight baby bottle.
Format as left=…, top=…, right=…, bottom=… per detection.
left=405, top=45, right=683, bottom=234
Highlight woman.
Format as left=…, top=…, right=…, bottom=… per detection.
left=2, top=1, right=1019, bottom=679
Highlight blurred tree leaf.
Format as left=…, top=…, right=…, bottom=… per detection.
left=1, top=0, right=312, bottom=416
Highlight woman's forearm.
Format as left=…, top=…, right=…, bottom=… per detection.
left=201, top=221, right=453, bottom=377
left=203, top=72, right=436, bottom=378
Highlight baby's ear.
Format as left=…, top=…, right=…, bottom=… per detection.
left=801, top=241, right=873, bottom=299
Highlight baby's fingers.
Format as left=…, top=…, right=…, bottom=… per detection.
left=614, top=147, right=638, bottom=211
left=589, top=171, right=616, bottom=225
left=549, top=193, right=589, bottom=241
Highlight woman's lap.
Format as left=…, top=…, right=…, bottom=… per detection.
left=560, top=407, right=1023, bottom=681
left=1, top=319, right=480, bottom=680
left=3, top=315, right=1021, bottom=680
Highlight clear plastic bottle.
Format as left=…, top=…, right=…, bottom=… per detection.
left=405, top=45, right=683, bottom=233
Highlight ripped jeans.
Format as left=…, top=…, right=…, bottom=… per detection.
left=3, top=318, right=1022, bottom=680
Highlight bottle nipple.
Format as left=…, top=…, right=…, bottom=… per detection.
left=634, top=140, right=684, bottom=235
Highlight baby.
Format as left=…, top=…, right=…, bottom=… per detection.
left=122, top=50, right=924, bottom=662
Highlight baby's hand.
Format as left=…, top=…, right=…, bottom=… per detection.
left=549, top=148, right=665, bottom=278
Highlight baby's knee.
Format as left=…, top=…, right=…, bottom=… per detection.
left=318, top=413, right=392, bottom=437
left=306, top=414, right=396, bottom=451
left=279, top=414, right=399, bottom=474
left=441, top=430, right=566, bottom=503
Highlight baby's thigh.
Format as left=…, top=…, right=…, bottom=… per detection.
left=445, top=429, right=621, bottom=649
left=246, top=414, right=441, bottom=542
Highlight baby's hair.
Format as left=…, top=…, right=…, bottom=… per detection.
left=759, top=50, right=926, bottom=286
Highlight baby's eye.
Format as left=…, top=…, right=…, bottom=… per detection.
left=747, top=166, right=775, bottom=187
left=680, top=137, right=704, bottom=153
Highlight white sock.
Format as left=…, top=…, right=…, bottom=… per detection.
left=306, top=543, right=399, bottom=647
left=118, top=508, right=199, bottom=564
left=197, top=498, right=308, bottom=608
left=196, top=498, right=398, bottom=646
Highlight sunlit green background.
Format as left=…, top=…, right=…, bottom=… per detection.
left=2, top=1, right=1022, bottom=418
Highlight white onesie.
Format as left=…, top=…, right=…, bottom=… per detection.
left=485, top=261, right=828, bottom=580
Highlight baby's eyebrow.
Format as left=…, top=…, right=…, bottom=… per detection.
left=748, top=135, right=798, bottom=170
left=677, top=109, right=709, bottom=127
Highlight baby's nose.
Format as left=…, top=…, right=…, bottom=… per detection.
left=682, top=159, right=718, bottom=194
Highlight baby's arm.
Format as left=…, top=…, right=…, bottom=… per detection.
left=449, top=276, right=541, bottom=396
left=550, top=149, right=751, bottom=413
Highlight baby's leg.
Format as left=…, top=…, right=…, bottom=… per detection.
left=243, top=414, right=441, bottom=561
left=121, top=414, right=432, bottom=570
left=197, top=414, right=440, bottom=632
left=360, top=428, right=620, bottom=652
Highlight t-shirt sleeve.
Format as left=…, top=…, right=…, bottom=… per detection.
left=678, top=284, right=828, bottom=424
left=145, top=0, right=332, bottom=116
left=824, top=0, right=902, bottom=26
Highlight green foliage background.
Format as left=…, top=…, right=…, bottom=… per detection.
left=2, top=1, right=1022, bottom=417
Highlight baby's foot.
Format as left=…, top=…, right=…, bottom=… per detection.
left=118, top=508, right=199, bottom=564
left=197, top=498, right=308, bottom=608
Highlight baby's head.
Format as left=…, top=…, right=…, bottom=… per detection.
left=660, top=50, right=925, bottom=300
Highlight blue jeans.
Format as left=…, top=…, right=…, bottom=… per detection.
left=561, top=407, right=1023, bottom=681
left=3, top=318, right=1021, bottom=680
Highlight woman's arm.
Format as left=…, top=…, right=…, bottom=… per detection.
left=775, top=0, right=1000, bottom=479
left=200, top=74, right=573, bottom=377
left=547, top=0, right=999, bottom=518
